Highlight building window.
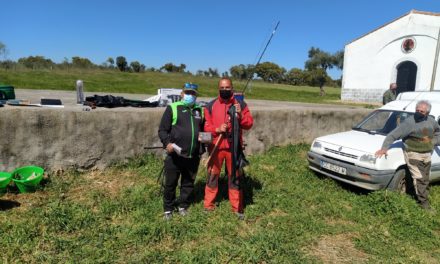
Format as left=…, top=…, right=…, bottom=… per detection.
left=401, top=38, right=416, bottom=53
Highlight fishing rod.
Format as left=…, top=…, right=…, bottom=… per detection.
left=241, top=21, right=280, bottom=94
left=144, top=146, right=163, bottom=150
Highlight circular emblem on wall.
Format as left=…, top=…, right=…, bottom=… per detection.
left=401, top=38, right=416, bottom=53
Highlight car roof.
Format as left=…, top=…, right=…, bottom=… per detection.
left=381, top=91, right=440, bottom=118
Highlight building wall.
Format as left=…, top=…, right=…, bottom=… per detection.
left=342, top=12, right=440, bottom=103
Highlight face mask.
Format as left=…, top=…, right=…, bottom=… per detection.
left=182, top=94, right=196, bottom=106
left=414, top=112, right=427, bottom=122
left=219, top=90, right=232, bottom=100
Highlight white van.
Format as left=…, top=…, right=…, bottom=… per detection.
left=307, top=91, right=440, bottom=191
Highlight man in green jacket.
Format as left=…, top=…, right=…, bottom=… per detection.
left=158, top=83, right=204, bottom=220
left=382, top=83, right=397, bottom=105
left=375, top=100, right=440, bottom=210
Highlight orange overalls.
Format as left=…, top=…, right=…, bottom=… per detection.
left=203, top=95, right=253, bottom=213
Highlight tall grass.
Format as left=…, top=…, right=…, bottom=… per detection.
left=0, top=68, right=342, bottom=104
left=1, top=144, right=439, bottom=263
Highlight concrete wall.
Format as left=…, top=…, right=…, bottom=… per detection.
left=0, top=105, right=371, bottom=172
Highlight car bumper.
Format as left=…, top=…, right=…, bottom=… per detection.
left=307, top=151, right=395, bottom=190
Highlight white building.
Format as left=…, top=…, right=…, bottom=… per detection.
left=342, top=10, right=440, bottom=103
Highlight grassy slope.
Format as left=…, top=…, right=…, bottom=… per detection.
left=0, top=69, right=341, bottom=104
left=1, top=145, right=439, bottom=263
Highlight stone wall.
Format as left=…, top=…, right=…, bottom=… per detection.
left=0, top=105, right=371, bottom=172
left=341, top=88, right=385, bottom=103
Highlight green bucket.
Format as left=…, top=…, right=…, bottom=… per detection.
left=12, top=166, right=44, bottom=193
left=0, top=172, right=12, bottom=194
left=0, top=85, right=15, bottom=100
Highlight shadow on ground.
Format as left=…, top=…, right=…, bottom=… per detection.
left=194, top=173, right=263, bottom=209
left=0, top=199, right=21, bottom=211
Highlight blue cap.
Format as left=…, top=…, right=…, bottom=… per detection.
left=183, top=83, right=199, bottom=94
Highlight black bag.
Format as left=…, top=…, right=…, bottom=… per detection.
left=85, top=95, right=158, bottom=108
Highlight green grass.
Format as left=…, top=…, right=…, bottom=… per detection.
left=0, top=68, right=344, bottom=104
left=1, top=144, right=439, bottom=263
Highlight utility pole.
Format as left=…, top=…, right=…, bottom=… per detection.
left=430, top=27, right=440, bottom=91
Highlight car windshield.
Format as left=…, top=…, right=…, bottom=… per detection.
left=353, top=110, right=414, bottom=135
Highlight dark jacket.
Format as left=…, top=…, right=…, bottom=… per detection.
left=158, top=101, right=204, bottom=158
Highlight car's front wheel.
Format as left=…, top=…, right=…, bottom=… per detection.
left=387, top=168, right=410, bottom=193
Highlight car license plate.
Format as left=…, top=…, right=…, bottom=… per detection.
left=320, top=161, right=347, bottom=175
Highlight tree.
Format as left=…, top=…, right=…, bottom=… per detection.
left=304, top=68, right=328, bottom=96
left=71, top=56, right=94, bottom=68
left=0, top=42, right=11, bottom=69
left=130, top=61, right=141, bottom=72
left=333, top=50, right=344, bottom=70
left=285, top=68, right=306, bottom=86
left=196, top=70, right=204, bottom=76
left=178, top=63, right=186, bottom=73
left=230, top=64, right=246, bottom=79
left=116, top=56, right=127, bottom=71
left=0, top=41, right=7, bottom=60
left=160, top=62, right=178, bottom=73
left=304, top=47, right=334, bottom=71
left=208, top=68, right=219, bottom=77
left=160, top=62, right=187, bottom=73
left=229, top=64, right=255, bottom=80
left=255, top=62, right=285, bottom=83
left=107, top=57, right=115, bottom=68
left=18, top=56, right=54, bottom=69
left=304, top=47, right=345, bottom=93
left=0, top=60, right=15, bottom=70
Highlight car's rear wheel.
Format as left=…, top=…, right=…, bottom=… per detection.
left=387, top=168, right=410, bottom=193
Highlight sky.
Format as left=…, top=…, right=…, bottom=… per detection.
left=2, top=0, right=440, bottom=79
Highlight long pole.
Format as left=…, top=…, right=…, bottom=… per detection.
left=430, top=27, right=440, bottom=91
left=241, top=21, right=280, bottom=94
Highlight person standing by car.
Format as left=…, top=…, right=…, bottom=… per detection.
left=375, top=100, right=440, bottom=210
left=383, top=83, right=398, bottom=105
left=203, top=77, right=253, bottom=220
left=158, top=83, right=204, bottom=220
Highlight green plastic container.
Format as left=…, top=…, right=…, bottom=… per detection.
left=0, top=172, right=12, bottom=194
left=0, top=85, right=15, bottom=100
left=12, top=166, right=44, bottom=193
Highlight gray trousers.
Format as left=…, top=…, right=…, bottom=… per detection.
left=403, top=151, right=431, bottom=208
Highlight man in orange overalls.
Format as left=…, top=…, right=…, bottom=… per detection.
left=203, top=77, right=253, bottom=219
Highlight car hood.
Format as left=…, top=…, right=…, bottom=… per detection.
left=316, top=130, right=386, bottom=154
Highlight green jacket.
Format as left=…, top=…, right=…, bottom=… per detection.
left=383, top=89, right=397, bottom=105
left=382, top=115, right=440, bottom=153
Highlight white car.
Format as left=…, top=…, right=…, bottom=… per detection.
left=308, top=91, right=440, bottom=191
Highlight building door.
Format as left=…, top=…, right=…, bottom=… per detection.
left=396, top=61, right=417, bottom=94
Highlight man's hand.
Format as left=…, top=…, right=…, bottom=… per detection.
left=216, top=123, right=228, bottom=134
left=166, top=143, right=174, bottom=153
left=234, top=103, right=241, bottom=114
left=375, top=148, right=388, bottom=158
